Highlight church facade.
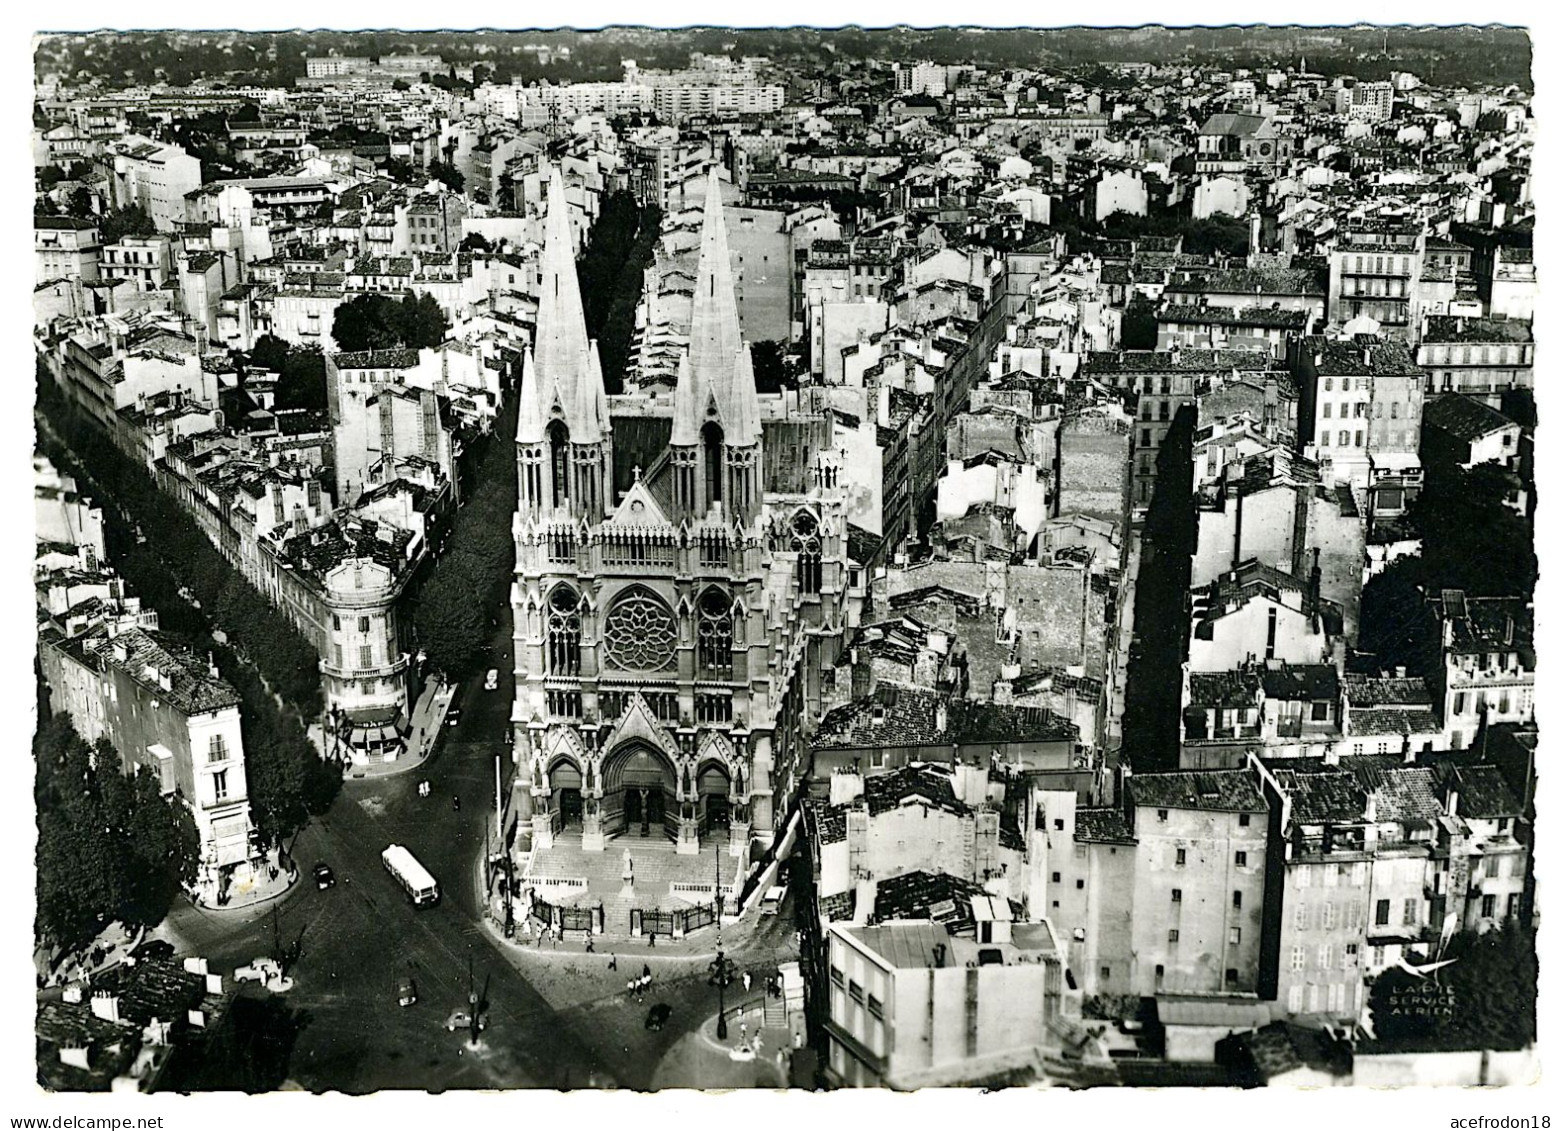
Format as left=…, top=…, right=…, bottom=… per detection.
left=510, top=168, right=853, bottom=876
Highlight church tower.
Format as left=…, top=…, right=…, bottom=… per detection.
left=670, top=172, right=763, bottom=528
left=516, top=164, right=612, bottom=525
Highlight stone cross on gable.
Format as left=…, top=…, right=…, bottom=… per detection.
left=633, top=464, right=642, bottom=482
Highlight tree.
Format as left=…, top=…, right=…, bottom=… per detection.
left=459, top=231, right=493, bottom=253
left=750, top=340, right=793, bottom=393
left=332, top=293, right=408, bottom=352
left=34, top=713, right=199, bottom=948
left=247, top=333, right=291, bottom=375
left=399, top=292, right=451, bottom=349
left=1365, top=926, right=1537, bottom=1053
left=100, top=204, right=155, bottom=244
left=1411, top=460, right=1535, bottom=599
left=276, top=346, right=327, bottom=413
left=392, top=78, right=411, bottom=92
left=428, top=159, right=465, bottom=194
left=1121, top=293, right=1159, bottom=350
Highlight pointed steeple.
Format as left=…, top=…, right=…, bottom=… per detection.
left=532, top=163, right=607, bottom=444
left=516, top=344, right=544, bottom=444
left=671, top=351, right=701, bottom=448
left=684, top=169, right=762, bottom=447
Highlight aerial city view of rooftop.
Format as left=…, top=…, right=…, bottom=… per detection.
left=29, top=23, right=1538, bottom=1094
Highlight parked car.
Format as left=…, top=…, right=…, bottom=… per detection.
left=235, top=957, right=282, bottom=985
left=312, top=862, right=335, bottom=890
left=397, top=974, right=417, bottom=1007
left=645, top=1003, right=671, bottom=1031
left=484, top=668, right=499, bottom=691
left=132, top=939, right=175, bottom=962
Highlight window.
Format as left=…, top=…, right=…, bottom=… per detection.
left=1154, top=964, right=1165, bottom=982
left=1323, top=403, right=1332, bottom=418
left=359, top=645, right=373, bottom=669
left=1239, top=813, right=1251, bottom=827
left=1230, top=928, right=1242, bottom=945
left=213, top=769, right=229, bottom=802
left=1100, top=965, right=1111, bottom=981
left=1233, top=890, right=1243, bottom=909
left=1311, top=700, right=1330, bottom=721
left=1157, top=809, right=1168, bottom=823
left=1355, top=430, right=1364, bottom=448
left=358, top=616, right=370, bottom=633
left=1341, top=377, right=1350, bottom=393
left=830, top=967, right=844, bottom=988
left=867, top=995, right=883, bottom=1020
left=1294, top=903, right=1308, bottom=930
left=1375, top=899, right=1391, bottom=926
left=1402, top=898, right=1419, bottom=927
left=332, top=614, right=341, bottom=631
left=1324, top=378, right=1333, bottom=392
left=546, top=587, right=582, bottom=676
left=1321, top=431, right=1331, bottom=447
left=208, top=734, right=228, bottom=764
left=696, top=588, right=734, bottom=678
left=1175, top=848, right=1186, bottom=867
left=1171, top=889, right=1182, bottom=903
left=1322, top=903, right=1336, bottom=929
left=1076, top=879, right=1084, bottom=890
left=791, top=512, right=823, bottom=596
left=1235, top=852, right=1248, bottom=868
left=1290, top=946, right=1305, bottom=971
left=1225, top=967, right=1239, bottom=987
left=1051, top=872, right=1061, bottom=884
left=1168, top=929, right=1180, bottom=943
left=1481, top=894, right=1497, bottom=919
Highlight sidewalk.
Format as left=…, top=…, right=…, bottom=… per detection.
left=36, top=922, right=145, bottom=990
left=310, top=678, right=457, bottom=781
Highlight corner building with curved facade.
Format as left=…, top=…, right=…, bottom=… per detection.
left=511, top=167, right=851, bottom=879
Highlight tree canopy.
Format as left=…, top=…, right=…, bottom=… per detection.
left=99, top=204, right=156, bottom=244
left=412, top=402, right=516, bottom=678
left=331, top=292, right=451, bottom=353
left=35, top=712, right=199, bottom=949
left=1364, top=926, right=1537, bottom=1053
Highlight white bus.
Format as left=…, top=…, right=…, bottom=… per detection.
left=382, top=844, right=439, bottom=907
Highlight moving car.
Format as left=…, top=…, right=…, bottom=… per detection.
left=312, top=862, right=335, bottom=890
left=484, top=668, right=499, bottom=691
left=761, top=884, right=788, bottom=915
left=645, top=1003, right=671, bottom=1031
left=397, top=974, right=417, bottom=1007
left=445, top=706, right=462, bottom=728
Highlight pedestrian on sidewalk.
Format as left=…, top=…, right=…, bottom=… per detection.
left=609, top=953, right=617, bottom=971
left=743, top=971, right=752, bottom=993
left=586, top=936, right=595, bottom=954
left=648, top=931, right=655, bottom=947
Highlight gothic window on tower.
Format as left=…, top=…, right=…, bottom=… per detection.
left=697, top=587, right=734, bottom=679
left=703, top=422, right=724, bottom=505
left=546, top=586, right=582, bottom=676
left=792, top=511, right=823, bottom=596
left=603, top=588, right=678, bottom=673
left=548, top=420, right=571, bottom=508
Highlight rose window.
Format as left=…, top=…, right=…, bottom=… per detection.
left=603, top=589, right=678, bottom=672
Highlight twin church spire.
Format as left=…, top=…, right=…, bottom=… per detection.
left=519, top=164, right=761, bottom=524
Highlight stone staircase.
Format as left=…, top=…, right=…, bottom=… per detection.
left=763, top=994, right=786, bottom=1028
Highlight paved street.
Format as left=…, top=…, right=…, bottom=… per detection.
left=161, top=603, right=801, bottom=1091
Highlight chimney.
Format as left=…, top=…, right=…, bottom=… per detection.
left=1505, top=614, right=1514, bottom=645
left=935, top=702, right=949, bottom=733
left=1362, top=347, right=1372, bottom=368
left=89, top=991, right=121, bottom=1024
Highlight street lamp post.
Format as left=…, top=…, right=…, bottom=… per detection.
left=709, top=844, right=735, bottom=1040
